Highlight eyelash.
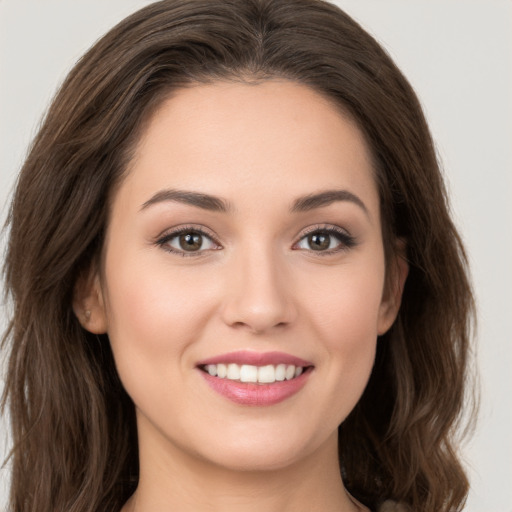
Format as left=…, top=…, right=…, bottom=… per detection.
left=156, top=225, right=221, bottom=257
left=293, top=225, right=357, bottom=255
left=155, top=224, right=357, bottom=257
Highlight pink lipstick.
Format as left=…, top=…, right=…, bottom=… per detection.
left=196, top=350, right=313, bottom=406
left=197, top=350, right=311, bottom=367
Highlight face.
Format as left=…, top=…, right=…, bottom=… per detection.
left=78, top=81, right=405, bottom=473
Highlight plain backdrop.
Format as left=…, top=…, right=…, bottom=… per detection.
left=1, top=1, right=511, bottom=511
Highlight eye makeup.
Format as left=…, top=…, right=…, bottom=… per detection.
left=155, top=224, right=222, bottom=257
left=154, top=222, right=357, bottom=258
left=292, top=224, right=357, bottom=256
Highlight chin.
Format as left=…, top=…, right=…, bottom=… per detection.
left=204, top=446, right=307, bottom=473
left=190, top=423, right=336, bottom=474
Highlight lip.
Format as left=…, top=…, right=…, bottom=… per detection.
left=196, top=351, right=314, bottom=406
left=196, top=350, right=312, bottom=367
left=198, top=369, right=312, bottom=406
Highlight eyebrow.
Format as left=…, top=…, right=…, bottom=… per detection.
left=140, top=188, right=368, bottom=216
left=291, top=189, right=369, bottom=216
left=141, top=189, right=232, bottom=212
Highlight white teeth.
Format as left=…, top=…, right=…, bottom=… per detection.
left=275, top=364, right=286, bottom=381
left=217, top=363, right=227, bottom=378
left=285, top=365, right=296, bottom=380
left=258, top=365, right=275, bottom=383
left=227, top=363, right=240, bottom=380
left=202, top=363, right=307, bottom=383
left=240, top=364, right=258, bottom=383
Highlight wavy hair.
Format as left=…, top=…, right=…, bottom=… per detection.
left=2, top=1, right=476, bottom=511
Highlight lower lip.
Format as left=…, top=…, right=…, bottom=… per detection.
left=198, top=369, right=311, bottom=406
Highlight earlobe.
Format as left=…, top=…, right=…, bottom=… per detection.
left=377, top=241, right=409, bottom=335
left=73, top=272, right=108, bottom=334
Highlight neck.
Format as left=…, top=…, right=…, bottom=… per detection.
left=123, top=421, right=363, bottom=512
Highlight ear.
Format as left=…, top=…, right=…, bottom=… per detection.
left=377, top=239, right=409, bottom=335
left=73, top=270, right=108, bottom=334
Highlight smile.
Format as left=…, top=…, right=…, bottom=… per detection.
left=200, top=363, right=304, bottom=384
left=196, top=351, right=313, bottom=406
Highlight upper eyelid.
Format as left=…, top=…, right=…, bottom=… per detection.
left=295, top=223, right=352, bottom=239
left=156, top=224, right=220, bottom=243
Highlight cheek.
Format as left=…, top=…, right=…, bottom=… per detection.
left=306, top=254, right=385, bottom=345
left=299, top=255, right=385, bottom=418
left=319, top=276, right=382, bottom=372
left=102, top=255, right=220, bottom=384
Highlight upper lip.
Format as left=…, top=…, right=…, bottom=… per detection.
left=196, top=350, right=313, bottom=367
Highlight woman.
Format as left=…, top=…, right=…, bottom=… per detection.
left=1, top=1, right=475, bottom=511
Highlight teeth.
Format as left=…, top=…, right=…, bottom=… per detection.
left=217, top=363, right=227, bottom=378
left=227, top=363, right=240, bottom=380
left=275, top=364, right=286, bottom=381
left=285, top=365, right=296, bottom=380
left=202, top=363, right=306, bottom=383
left=258, top=364, right=275, bottom=383
left=240, top=364, right=258, bottom=383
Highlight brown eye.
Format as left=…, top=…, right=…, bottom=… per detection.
left=294, top=227, right=356, bottom=254
left=160, top=229, right=218, bottom=255
left=308, top=233, right=330, bottom=251
left=179, top=232, right=203, bottom=251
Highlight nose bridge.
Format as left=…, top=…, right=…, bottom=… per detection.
left=221, top=241, right=295, bottom=333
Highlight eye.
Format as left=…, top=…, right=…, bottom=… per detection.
left=157, top=227, right=220, bottom=256
left=294, top=227, right=356, bottom=253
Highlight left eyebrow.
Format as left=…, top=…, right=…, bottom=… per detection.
left=291, top=189, right=369, bottom=217
left=140, top=189, right=232, bottom=212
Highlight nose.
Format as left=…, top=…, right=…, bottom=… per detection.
left=220, top=246, right=297, bottom=334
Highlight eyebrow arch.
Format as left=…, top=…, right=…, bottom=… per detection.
left=291, top=189, right=369, bottom=216
left=141, top=189, right=232, bottom=212
left=140, top=188, right=368, bottom=216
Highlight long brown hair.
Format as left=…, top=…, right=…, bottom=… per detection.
left=2, top=1, right=476, bottom=511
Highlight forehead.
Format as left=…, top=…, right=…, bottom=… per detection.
left=120, top=80, right=379, bottom=215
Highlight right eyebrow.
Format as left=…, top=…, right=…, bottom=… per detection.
left=291, top=189, right=369, bottom=218
left=140, top=189, right=232, bottom=212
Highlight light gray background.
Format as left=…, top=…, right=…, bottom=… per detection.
left=1, top=1, right=511, bottom=511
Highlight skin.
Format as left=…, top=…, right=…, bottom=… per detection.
left=77, top=81, right=407, bottom=512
